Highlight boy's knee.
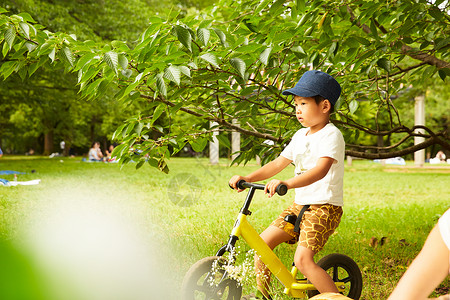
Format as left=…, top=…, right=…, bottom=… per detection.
left=294, top=256, right=313, bottom=274
left=294, top=248, right=316, bottom=274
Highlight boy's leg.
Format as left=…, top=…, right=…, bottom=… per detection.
left=295, top=204, right=343, bottom=293
left=294, top=246, right=339, bottom=293
left=255, top=225, right=293, bottom=298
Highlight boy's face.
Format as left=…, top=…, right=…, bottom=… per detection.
left=293, top=96, right=330, bottom=131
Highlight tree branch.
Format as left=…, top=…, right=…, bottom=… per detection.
left=140, top=94, right=284, bottom=143
left=346, top=5, right=450, bottom=69
left=346, top=135, right=448, bottom=159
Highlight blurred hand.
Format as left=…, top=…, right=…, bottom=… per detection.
left=264, top=179, right=285, bottom=198
left=229, top=175, right=248, bottom=192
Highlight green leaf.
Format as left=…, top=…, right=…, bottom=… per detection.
left=327, top=42, right=338, bottom=58
left=135, top=122, right=144, bottom=136
left=164, top=65, right=181, bottom=85
left=2, top=41, right=9, bottom=57
left=197, top=28, right=210, bottom=46
left=24, top=42, right=37, bottom=52
left=0, top=61, right=16, bottom=79
left=438, top=68, right=448, bottom=81
left=19, top=22, right=30, bottom=39
left=112, top=124, right=127, bottom=141
left=420, top=41, right=431, bottom=50
left=74, top=53, right=97, bottom=71
left=435, top=37, right=450, bottom=50
left=179, top=66, right=191, bottom=77
left=259, top=47, right=272, bottom=65
left=254, top=0, right=272, bottom=15
left=83, top=78, right=103, bottom=97
left=213, top=28, right=228, bottom=47
left=291, top=45, right=306, bottom=54
left=269, top=0, right=284, bottom=14
left=112, top=143, right=128, bottom=157
left=370, top=19, right=378, bottom=39
left=230, top=57, right=246, bottom=79
left=121, top=69, right=132, bottom=78
left=297, top=0, right=305, bottom=12
left=159, top=159, right=170, bottom=174
left=377, top=57, right=391, bottom=72
left=136, top=160, right=145, bottom=170
left=78, top=65, right=98, bottom=84
left=296, top=14, right=308, bottom=28
left=243, top=19, right=258, bottom=33
left=104, top=51, right=119, bottom=75
left=190, top=137, right=208, bottom=152
left=349, top=100, right=359, bottom=114
left=199, top=53, right=219, bottom=68
left=48, top=47, right=56, bottom=62
left=304, top=25, right=314, bottom=36
left=118, top=54, right=128, bottom=70
left=5, top=25, right=15, bottom=50
left=151, top=103, right=166, bottom=126
left=28, top=62, right=39, bottom=77
left=125, top=122, right=136, bottom=135
left=17, top=12, right=35, bottom=23
left=119, top=72, right=143, bottom=100
left=14, top=66, right=24, bottom=81
left=217, top=134, right=231, bottom=149
left=156, top=73, right=167, bottom=97
left=62, top=47, right=74, bottom=67
left=175, top=25, right=192, bottom=52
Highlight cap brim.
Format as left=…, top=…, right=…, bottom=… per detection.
left=281, top=87, right=317, bottom=97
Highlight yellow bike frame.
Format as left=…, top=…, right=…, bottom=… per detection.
left=226, top=187, right=345, bottom=298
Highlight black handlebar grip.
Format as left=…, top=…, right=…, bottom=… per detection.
left=236, top=179, right=247, bottom=190
left=228, top=180, right=248, bottom=190
left=276, top=184, right=288, bottom=196
left=230, top=180, right=287, bottom=196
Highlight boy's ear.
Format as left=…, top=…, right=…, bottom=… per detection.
left=322, top=99, right=332, bottom=113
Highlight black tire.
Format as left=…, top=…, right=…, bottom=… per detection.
left=307, top=253, right=362, bottom=299
left=181, top=256, right=243, bottom=300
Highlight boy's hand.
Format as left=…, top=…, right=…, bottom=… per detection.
left=265, top=179, right=287, bottom=198
left=229, top=175, right=248, bottom=192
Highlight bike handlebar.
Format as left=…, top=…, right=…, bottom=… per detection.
left=231, top=180, right=288, bottom=196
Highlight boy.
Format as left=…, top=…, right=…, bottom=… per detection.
left=229, top=70, right=345, bottom=299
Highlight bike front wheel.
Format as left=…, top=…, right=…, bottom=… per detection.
left=307, top=253, right=363, bottom=299
left=181, top=256, right=242, bottom=300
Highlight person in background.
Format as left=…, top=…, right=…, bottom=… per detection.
left=105, top=144, right=116, bottom=162
left=0, top=147, right=3, bottom=158
left=388, top=208, right=450, bottom=300
left=436, top=151, right=446, bottom=162
left=88, top=142, right=104, bottom=162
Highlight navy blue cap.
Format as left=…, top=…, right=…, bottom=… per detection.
left=282, top=70, right=341, bottom=105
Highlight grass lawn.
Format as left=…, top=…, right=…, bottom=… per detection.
left=0, top=156, right=448, bottom=299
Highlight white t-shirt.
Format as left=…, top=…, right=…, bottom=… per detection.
left=89, top=148, right=99, bottom=160
left=438, top=208, right=450, bottom=273
left=280, top=123, right=345, bottom=206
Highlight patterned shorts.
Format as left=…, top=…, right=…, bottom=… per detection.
left=271, top=203, right=343, bottom=253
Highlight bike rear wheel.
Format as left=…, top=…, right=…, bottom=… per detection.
left=307, top=253, right=362, bottom=299
left=181, top=256, right=242, bottom=300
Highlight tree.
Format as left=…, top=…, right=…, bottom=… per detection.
left=1, top=0, right=449, bottom=171
left=0, top=0, right=165, bottom=154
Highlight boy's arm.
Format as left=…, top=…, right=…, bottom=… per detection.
left=229, top=156, right=292, bottom=192
left=265, top=156, right=334, bottom=197
left=387, top=225, right=449, bottom=300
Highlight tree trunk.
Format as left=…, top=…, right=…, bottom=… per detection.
left=63, top=143, right=71, bottom=156
left=43, top=130, right=54, bottom=155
